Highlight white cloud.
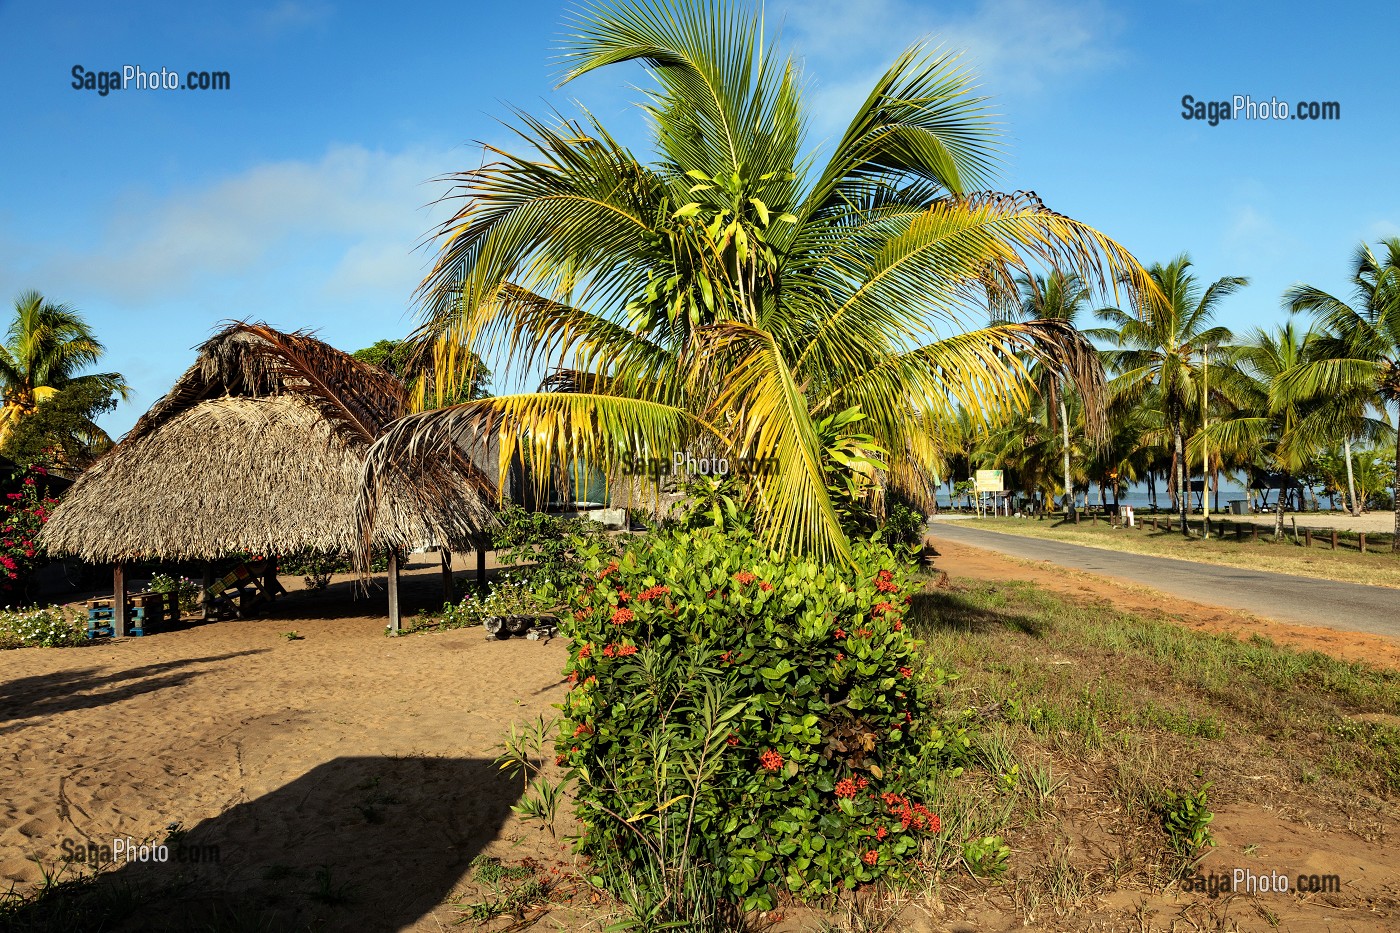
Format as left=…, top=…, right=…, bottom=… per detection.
left=784, top=0, right=1124, bottom=114
left=37, top=144, right=461, bottom=309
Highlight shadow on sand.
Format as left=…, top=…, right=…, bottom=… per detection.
left=4, top=756, right=520, bottom=932
left=0, top=652, right=269, bottom=735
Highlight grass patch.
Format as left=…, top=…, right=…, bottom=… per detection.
left=957, top=517, right=1400, bottom=589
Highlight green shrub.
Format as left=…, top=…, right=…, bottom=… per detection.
left=493, top=503, right=607, bottom=589
left=553, top=527, right=972, bottom=911
left=0, top=605, right=85, bottom=648
left=147, top=573, right=200, bottom=612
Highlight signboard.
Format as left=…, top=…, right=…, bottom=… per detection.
left=975, top=469, right=1004, bottom=493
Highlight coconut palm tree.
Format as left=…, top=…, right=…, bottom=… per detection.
left=1198, top=324, right=1312, bottom=539
left=1283, top=239, right=1400, bottom=547
left=363, top=0, right=1148, bottom=561
left=0, top=290, right=129, bottom=451
left=1096, top=256, right=1244, bottom=537
left=996, top=270, right=1093, bottom=521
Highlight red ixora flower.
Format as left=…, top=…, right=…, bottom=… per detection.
left=577, top=644, right=592, bottom=659
left=758, top=749, right=783, bottom=772
left=872, top=602, right=895, bottom=617
left=611, top=607, right=635, bottom=626
left=719, top=650, right=733, bottom=664
left=875, top=826, right=888, bottom=841
left=598, top=561, right=619, bottom=579
left=617, top=644, right=638, bottom=657
left=875, top=569, right=899, bottom=593
left=602, top=644, right=616, bottom=658
left=898, top=667, right=913, bottom=678
left=734, top=570, right=757, bottom=585
left=834, top=628, right=846, bottom=639
left=758, top=581, right=772, bottom=591
left=893, top=620, right=903, bottom=632
left=726, top=733, right=740, bottom=747
left=863, top=850, right=879, bottom=866
left=635, top=584, right=670, bottom=602
left=572, top=723, right=592, bottom=738
left=834, top=778, right=858, bottom=799
left=834, top=653, right=844, bottom=662
left=573, top=607, right=592, bottom=620
left=616, top=588, right=631, bottom=602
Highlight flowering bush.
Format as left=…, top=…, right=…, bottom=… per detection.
left=553, top=527, right=973, bottom=911
left=0, top=605, right=84, bottom=649
left=0, top=465, right=56, bottom=599
left=148, top=572, right=200, bottom=612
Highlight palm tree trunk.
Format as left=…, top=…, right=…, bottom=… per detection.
left=1392, top=424, right=1400, bottom=553
left=1060, top=396, right=1074, bottom=522
left=1344, top=437, right=1361, bottom=516
left=1174, top=425, right=1189, bottom=537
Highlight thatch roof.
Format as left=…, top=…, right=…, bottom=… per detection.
left=40, top=323, right=496, bottom=563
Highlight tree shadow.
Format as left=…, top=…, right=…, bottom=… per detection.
left=6, top=756, right=521, bottom=932
left=0, top=651, right=268, bottom=734
left=909, top=587, right=1046, bottom=638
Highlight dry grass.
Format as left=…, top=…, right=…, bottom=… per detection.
left=957, top=516, right=1400, bottom=589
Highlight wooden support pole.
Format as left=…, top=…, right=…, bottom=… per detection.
left=1360, top=533, right=1367, bottom=555
left=477, top=544, right=488, bottom=594
left=1251, top=525, right=1258, bottom=542
left=440, top=549, right=454, bottom=602
left=1331, top=529, right=1338, bottom=550
left=201, top=563, right=213, bottom=620
left=1235, top=523, right=1243, bottom=541
left=263, top=557, right=278, bottom=600
left=1304, top=527, right=1313, bottom=548
left=113, top=563, right=128, bottom=638
left=387, top=550, right=402, bottom=633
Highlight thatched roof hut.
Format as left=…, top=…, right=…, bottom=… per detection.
left=41, top=323, right=496, bottom=567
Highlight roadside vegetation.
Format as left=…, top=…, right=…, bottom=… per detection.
left=958, top=515, right=1400, bottom=589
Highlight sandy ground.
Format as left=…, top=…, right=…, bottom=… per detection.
left=0, top=557, right=575, bottom=930
left=2, top=548, right=1397, bottom=931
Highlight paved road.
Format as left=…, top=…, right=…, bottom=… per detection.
left=926, top=521, right=1400, bottom=638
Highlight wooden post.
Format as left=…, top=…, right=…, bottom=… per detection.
left=263, top=557, right=278, bottom=601
left=387, top=550, right=401, bottom=633
left=1251, top=525, right=1258, bottom=542
left=1304, top=527, right=1313, bottom=548
left=440, top=549, right=454, bottom=602
left=200, top=563, right=213, bottom=620
left=477, top=544, right=488, bottom=594
left=1331, top=529, right=1338, bottom=550
left=113, top=563, right=128, bottom=638
left=1235, top=523, right=1242, bottom=541
left=1360, top=533, right=1367, bottom=555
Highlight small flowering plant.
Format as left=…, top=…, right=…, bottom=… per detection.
left=0, top=464, right=56, bottom=599
left=554, top=526, right=972, bottom=910
left=0, top=605, right=84, bottom=649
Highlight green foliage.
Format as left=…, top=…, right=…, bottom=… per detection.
left=0, top=380, right=118, bottom=469
left=879, top=499, right=926, bottom=550
left=672, top=475, right=752, bottom=533
left=147, top=572, right=199, bottom=612
left=0, top=465, right=57, bottom=602
left=492, top=503, right=607, bottom=589
left=0, top=605, right=84, bottom=649
left=554, top=527, right=972, bottom=911
left=961, top=835, right=1011, bottom=877
left=351, top=338, right=492, bottom=402
left=1159, top=780, right=1215, bottom=861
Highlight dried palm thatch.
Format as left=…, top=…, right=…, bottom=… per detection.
left=40, top=323, right=496, bottom=563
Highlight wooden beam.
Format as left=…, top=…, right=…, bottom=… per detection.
left=113, top=563, right=128, bottom=637
left=387, top=550, right=402, bottom=633
left=200, top=563, right=213, bottom=620
left=440, top=549, right=454, bottom=602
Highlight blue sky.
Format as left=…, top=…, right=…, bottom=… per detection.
left=2, top=0, right=1396, bottom=437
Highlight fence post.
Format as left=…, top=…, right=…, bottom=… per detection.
left=1360, top=533, right=1367, bottom=554
left=1304, top=527, right=1313, bottom=548
left=1251, top=525, right=1258, bottom=542
left=1331, top=529, right=1338, bottom=550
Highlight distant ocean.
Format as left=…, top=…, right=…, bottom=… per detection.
left=933, top=479, right=1343, bottom=510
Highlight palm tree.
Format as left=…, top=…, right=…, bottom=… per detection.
left=1198, top=324, right=1312, bottom=539
left=0, top=290, right=129, bottom=452
left=363, top=0, right=1147, bottom=561
left=1283, top=239, right=1400, bottom=547
left=998, top=271, right=1093, bottom=521
left=1096, top=256, right=1244, bottom=537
